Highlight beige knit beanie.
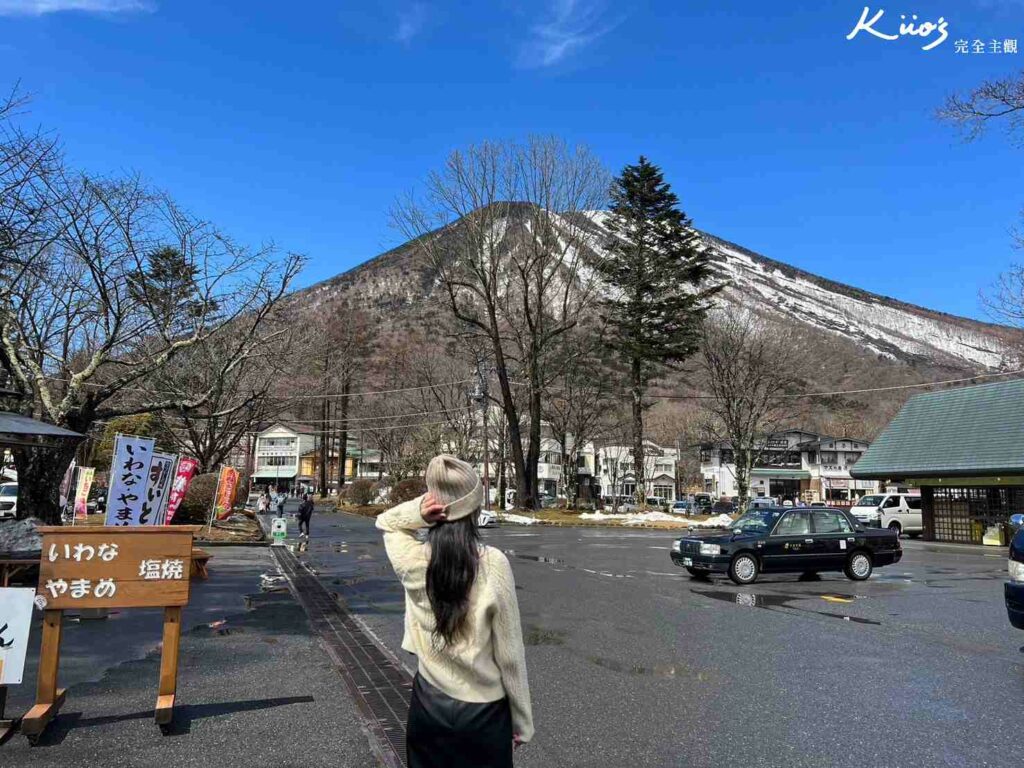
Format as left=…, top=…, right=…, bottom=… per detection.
left=425, top=454, right=482, bottom=521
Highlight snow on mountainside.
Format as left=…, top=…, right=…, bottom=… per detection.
left=295, top=212, right=1016, bottom=372
left=703, top=235, right=1012, bottom=370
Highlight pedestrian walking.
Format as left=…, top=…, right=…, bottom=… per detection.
left=257, top=491, right=270, bottom=514
left=376, top=454, right=533, bottom=768
left=275, top=492, right=285, bottom=516
left=297, top=493, right=314, bottom=537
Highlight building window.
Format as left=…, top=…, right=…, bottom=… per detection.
left=820, top=451, right=837, bottom=464
left=258, top=455, right=295, bottom=468
left=261, top=437, right=295, bottom=448
left=622, top=482, right=636, bottom=497
left=805, top=451, right=817, bottom=465
left=845, top=452, right=860, bottom=466
left=929, top=486, right=1024, bottom=544
left=699, top=448, right=712, bottom=463
left=720, top=449, right=734, bottom=464
left=652, top=485, right=674, bottom=500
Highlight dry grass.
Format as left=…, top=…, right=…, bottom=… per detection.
left=76, top=511, right=265, bottom=543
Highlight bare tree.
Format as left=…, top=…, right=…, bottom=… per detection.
left=938, top=69, right=1024, bottom=145
left=542, top=328, right=617, bottom=507
left=0, top=101, right=303, bottom=522
left=148, top=329, right=287, bottom=473
left=699, top=311, right=806, bottom=508
left=393, top=136, right=609, bottom=509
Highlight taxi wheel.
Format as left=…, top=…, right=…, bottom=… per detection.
left=729, top=553, right=759, bottom=585
left=844, top=551, right=873, bottom=581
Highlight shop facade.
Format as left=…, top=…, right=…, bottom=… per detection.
left=852, top=379, right=1024, bottom=545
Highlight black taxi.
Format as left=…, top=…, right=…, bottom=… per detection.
left=671, top=507, right=902, bottom=585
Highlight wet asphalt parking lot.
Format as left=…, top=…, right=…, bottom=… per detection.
left=296, top=511, right=1024, bottom=768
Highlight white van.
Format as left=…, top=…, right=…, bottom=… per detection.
left=0, top=482, right=17, bottom=519
left=851, top=493, right=922, bottom=537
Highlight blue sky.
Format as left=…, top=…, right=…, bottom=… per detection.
left=1, top=0, right=1022, bottom=320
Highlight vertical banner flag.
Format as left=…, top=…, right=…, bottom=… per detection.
left=73, top=467, right=96, bottom=521
left=0, top=587, right=35, bottom=685
left=213, top=466, right=240, bottom=521
left=59, top=459, right=77, bottom=523
left=142, top=453, right=175, bottom=526
left=105, top=434, right=156, bottom=526
left=165, top=457, right=199, bottom=525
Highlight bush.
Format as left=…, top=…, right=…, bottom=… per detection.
left=173, top=472, right=218, bottom=525
left=390, top=477, right=426, bottom=505
left=348, top=479, right=376, bottom=506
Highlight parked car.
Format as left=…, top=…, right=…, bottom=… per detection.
left=86, top=488, right=106, bottom=514
left=0, top=482, right=17, bottom=519
left=671, top=500, right=693, bottom=515
left=670, top=507, right=902, bottom=585
left=710, top=498, right=734, bottom=516
left=747, top=497, right=776, bottom=511
left=479, top=509, right=498, bottom=528
left=1006, top=513, right=1024, bottom=631
left=850, top=493, right=922, bottom=537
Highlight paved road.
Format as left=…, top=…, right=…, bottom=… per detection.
left=296, top=511, right=1024, bottom=768
left=3, top=546, right=377, bottom=767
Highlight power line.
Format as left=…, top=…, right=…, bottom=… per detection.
left=642, top=368, right=1024, bottom=401
left=36, top=375, right=477, bottom=400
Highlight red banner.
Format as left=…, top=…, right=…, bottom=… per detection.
left=164, top=457, right=199, bottom=525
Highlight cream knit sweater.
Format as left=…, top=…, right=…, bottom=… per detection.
left=376, top=496, right=534, bottom=743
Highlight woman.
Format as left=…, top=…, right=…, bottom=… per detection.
left=376, top=454, right=533, bottom=768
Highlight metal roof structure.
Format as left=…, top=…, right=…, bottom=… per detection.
left=851, top=379, right=1024, bottom=480
left=0, top=411, right=85, bottom=449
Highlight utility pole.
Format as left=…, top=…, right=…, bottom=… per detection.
left=471, top=360, right=491, bottom=512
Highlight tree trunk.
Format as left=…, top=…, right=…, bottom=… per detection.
left=736, top=447, right=751, bottom=510
left=497, top=419, right=507, bottom=511
left=12, top=444, right=77, bottom=525
left=337, top=378, right=349, bottom=490
left=318, top=397, right=328, bottom=495
left=631, top=358, right=646, bottom=507
left=525, top=379, right=542, bottom=509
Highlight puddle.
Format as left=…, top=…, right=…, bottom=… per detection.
left=503, top=550, right=566, bottom=566
left=523, top=626, right=568, bottom=646
left=693, top=589, right=880, bottom=626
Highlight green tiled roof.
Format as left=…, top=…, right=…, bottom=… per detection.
left=851, top=378, right=1024, bottom=479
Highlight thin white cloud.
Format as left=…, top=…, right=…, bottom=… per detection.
left=394, top=2, right=427, bottom=45
left=517, top=0, right=620, bottom=68
left=0, top=0, right=154, bottom=15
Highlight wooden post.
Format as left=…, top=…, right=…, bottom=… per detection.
left=155, top=606, right=182, bottom=726
left=20, top=610, right=66, bottom=741
left=0, top=684, right=13, bottom=743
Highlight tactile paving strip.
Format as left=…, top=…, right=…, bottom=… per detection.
left=273, top=546, right=411, bottom=768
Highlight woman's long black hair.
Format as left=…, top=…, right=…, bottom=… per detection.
left=426, top=511, right=480, bottom=647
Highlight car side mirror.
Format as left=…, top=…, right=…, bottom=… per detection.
left=1010, top=513, right=1024, bottom=530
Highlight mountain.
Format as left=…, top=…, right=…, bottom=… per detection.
left=295, top=210, right=1017, bottom=373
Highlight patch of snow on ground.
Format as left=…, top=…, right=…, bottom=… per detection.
left=499, top=513, right=538, bottom=525
left=579, top=511, right=683, bottom=525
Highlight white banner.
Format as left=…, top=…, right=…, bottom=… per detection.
left=0, top=587, right=35, bottom=685
left=105, top=434, right=157, bottom=526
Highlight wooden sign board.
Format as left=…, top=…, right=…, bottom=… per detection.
left=23, top=526, right=199, bottom=742
left=37, top=527, right=193, bottom=609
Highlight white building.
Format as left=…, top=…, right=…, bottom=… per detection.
left=594, top=440, right=679, bottom=502
left=251, top=423, right=315, bottom=492
left=699, top=430, right=879, bottom=504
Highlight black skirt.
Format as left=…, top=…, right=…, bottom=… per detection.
left=406, top=673, right=514, bottom=768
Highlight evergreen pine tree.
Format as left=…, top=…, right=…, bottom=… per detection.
left=597, top=157, right=721, bottom=506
